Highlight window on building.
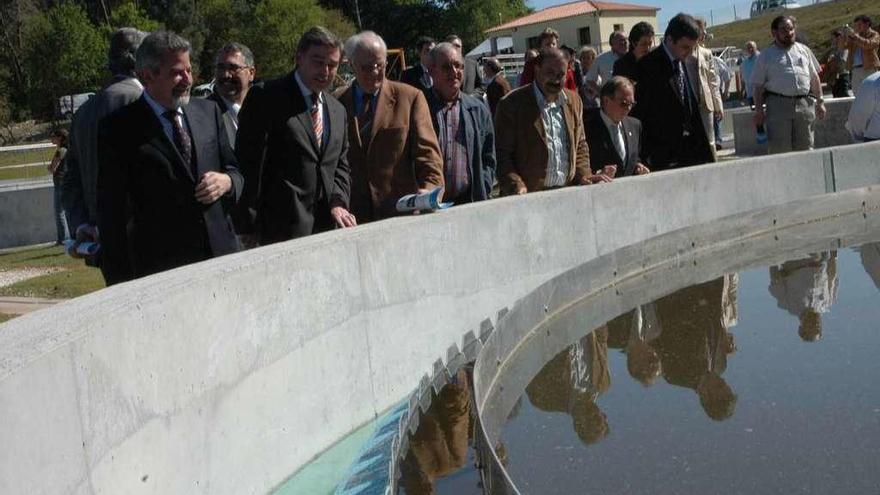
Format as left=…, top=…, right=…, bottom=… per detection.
left=527, top=36, right=540, bottom=49
left=578, top=27, right=592, bottom=46
left=614, top=23, right=624, bottom=32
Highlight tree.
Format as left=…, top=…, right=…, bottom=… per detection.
left=24, top=3, right=107, bottom=118
left=108, top=1, right=162, bottom=32
left=246, top=0, right=355, bottom=78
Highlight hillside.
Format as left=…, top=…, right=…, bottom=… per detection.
left=708, top=0, right=880, bottom=57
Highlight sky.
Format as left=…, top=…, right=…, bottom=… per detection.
left=528, top=0, right=757, bottom=27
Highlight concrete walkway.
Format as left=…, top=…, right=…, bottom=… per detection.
left=0, top=296, right=66, bottom=316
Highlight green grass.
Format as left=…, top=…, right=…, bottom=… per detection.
left=0, top=245, right=105, bottom=299
left=0, top=165, right=50, bottom=181
left=0, top=313, right=14, bottom=323
left=709, top=0, right=880, bottom=58
left=0, top=147, right=54, bottom=168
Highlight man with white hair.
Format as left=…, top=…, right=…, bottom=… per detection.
left=338, top=30, right=444, bottom=223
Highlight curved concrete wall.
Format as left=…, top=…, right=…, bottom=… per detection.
left=1, top=141, right=879, bottom=494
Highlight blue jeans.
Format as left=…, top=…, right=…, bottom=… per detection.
left=53, top=182, right=70, bottom=243
left=714, top=114, right=723, bottom=144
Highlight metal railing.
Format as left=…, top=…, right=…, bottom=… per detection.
left=0, top=142, right=55, bottom=183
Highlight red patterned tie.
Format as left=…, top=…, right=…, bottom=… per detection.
left=310, top=93, right=323, bottom=148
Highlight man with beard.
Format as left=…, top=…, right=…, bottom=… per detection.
left=97, top=31, right=243, bottom=285
left=208, top=42, right=255, bottom=147
left=750, top=16, right=825, bottom=154
left=495, top=48, right=604, bottom=195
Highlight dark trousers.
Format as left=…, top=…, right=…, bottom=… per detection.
left=832, top=74, right=852, bottom=98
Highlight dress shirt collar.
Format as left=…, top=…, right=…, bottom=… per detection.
left=599, top=109, right=622, bottom=130
left=533, top=82, right=567, bottom=108
left=142, top=89, right=182, bottom=118
left=662, top=41, right=679, bottom=66
left=294, top=70, right=323, bottom=106
left=220, top=95, right=241, bottom=118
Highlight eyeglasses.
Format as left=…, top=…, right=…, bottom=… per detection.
left=215, top=63, right=250, bottom=73
left=439, top=61, right=464, bottom=73
left=615, top=98, right=636, bottom=108
left=358, top=62, right=387, bottom=73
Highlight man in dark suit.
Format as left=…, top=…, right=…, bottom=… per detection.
left=424, top=42, right=496, bottom=205
left=445, top=35, right=484, bottom=96
left=97, top=31, right=243, bottom=285
left=63, top=27, right=146, bottom=270
left=235, top=27, right=355, bottom=245
left=483, top=57, right=511, bottom=117
left=584, top=77, right=650, bottom=177
left=632, top=13, right=715, bottom=171
left=399, top=36, right=435, bottom=92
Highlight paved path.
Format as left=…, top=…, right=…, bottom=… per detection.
left=0, top=296, right=66, bottom=316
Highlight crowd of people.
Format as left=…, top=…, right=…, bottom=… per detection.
left=56, top=12, right=879, bottom=286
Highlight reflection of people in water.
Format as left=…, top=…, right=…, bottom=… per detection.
left=526, top=328, right=611, bottom=445
left=858, top=243, right=880, bottom=290
left=768, top=252, right=838, bottom=342
left=606, top=304, right=665, bottom=385
left=399, top=369, right=471, bottom=494
left=653, top=275, right=739, bottom=421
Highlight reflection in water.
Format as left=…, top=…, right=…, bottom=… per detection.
left=653, top=275, right=739, bottom=421
left=859, top=243, right=880, bottom=289
left=400, top=369, right=472, bottom=494
left=526, top=328, right=611, bottom=445
left=768, top=251, right=838, bottom=341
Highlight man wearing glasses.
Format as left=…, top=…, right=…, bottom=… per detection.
left=584, top=77, right=649, bottom=178
left=337, top=31, right=444, bottom=223
left=208, top=42, right=255, bottom=147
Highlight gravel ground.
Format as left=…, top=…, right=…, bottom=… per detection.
left=0, top=267, right=64, bottom=288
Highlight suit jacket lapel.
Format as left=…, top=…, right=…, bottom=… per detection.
left=340, top=87, right=364, bottom=153
left=621, top=118, right=636, bottom=175
left=288, top=75, right=320, bottom=158
left=183, top=104, right=208, bottom=179
left=525, top=88, right=545, bottom=144
left=685, top=56, right=702, bottom=107
left=367, top=80, right=395, bottom=152
left=138, top=98, right=195, bottom=182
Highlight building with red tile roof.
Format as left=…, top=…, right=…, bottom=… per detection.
left=485, top=0, right=659, bottom=54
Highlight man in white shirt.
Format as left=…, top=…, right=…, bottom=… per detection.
left=208, top=42, right=255, bottom=147
left=846, top=71, right=880, bottom=142
left=586, top=30, right=628, bottom=98
left=751, top=15, right=826, bottom=154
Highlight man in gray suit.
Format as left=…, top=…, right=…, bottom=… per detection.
left=62, top=27, right=147, bottom=267
left=235, top=26, right=354, bottom=245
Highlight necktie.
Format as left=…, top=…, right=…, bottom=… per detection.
left=612, top=123, right=626, bottom=161
left=163, top=110, right=193, bottom=175
left=310, top=93, right=323, bottom=148
left=674, top=60, right=687, bottom=109
left=358, top=92, right=374, bottom=145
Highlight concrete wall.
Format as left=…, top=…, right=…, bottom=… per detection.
left=0, top=179, right=56, bottom=248
left=1, top=141, right=879, bottom=494
left=734, top=97, right=854, bottom=155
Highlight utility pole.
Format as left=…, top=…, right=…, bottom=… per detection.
left=353, top=0, right=363, bottom=30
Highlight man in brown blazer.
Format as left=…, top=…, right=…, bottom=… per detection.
left=845, top=15, right=880, bottom=95
left=495, top=48, right=604, bottom=196
left=338, top=31, right=444, bottom=222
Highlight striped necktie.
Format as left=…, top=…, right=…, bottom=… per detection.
left=310, top=93, right=323, bottom=148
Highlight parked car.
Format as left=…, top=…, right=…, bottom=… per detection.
left=57, top=92, right=95, bottom=120
left=750, top=0, right=802, bottom=18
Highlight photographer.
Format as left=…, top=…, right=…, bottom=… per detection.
left=843, top=15, right=879, bottom=95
